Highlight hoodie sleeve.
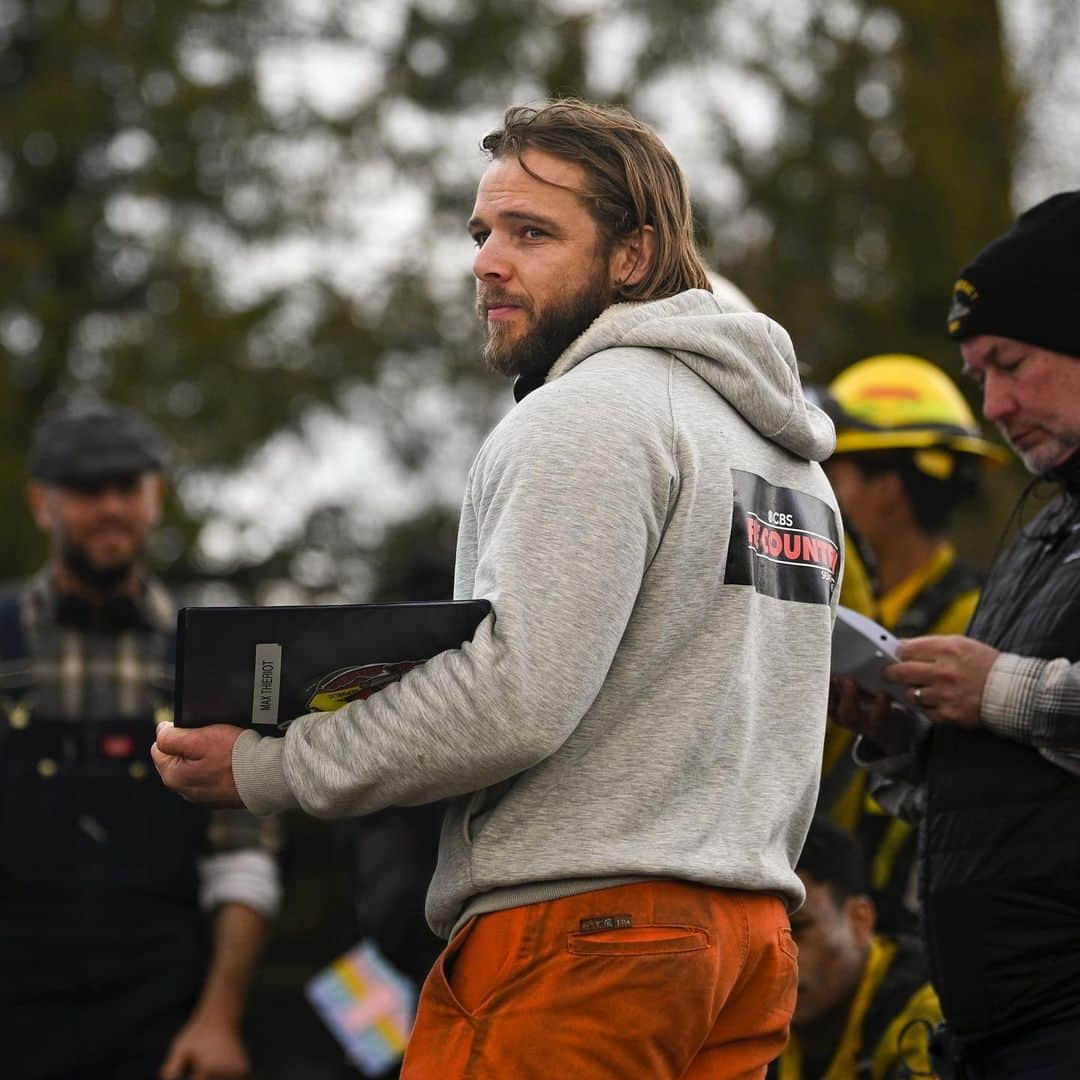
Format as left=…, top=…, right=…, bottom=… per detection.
left=232, top=371, right=677, bottom=818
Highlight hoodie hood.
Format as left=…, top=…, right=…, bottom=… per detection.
left=546, top=289, right=835, bottom=463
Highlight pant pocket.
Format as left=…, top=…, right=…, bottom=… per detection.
left=770, top=926, right=799, bottom=1020
left=436, top=909, right=534, bottom=1017
left=778, top=925, right=798, bottom=963
left=567, top=924, right=710, bottom=957
left=432, top=917, right=479, bottom=1017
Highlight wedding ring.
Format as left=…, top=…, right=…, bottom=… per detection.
left=913, top=686, right=923, bottom=702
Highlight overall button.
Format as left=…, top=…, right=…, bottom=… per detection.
left=10, top=706, right=30, bottom=730
left=37, top=758, right=58, bottom=778
left=129, top=762, right=149, bottom=780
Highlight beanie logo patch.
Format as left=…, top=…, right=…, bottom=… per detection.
left=947, top=277, right=979, bottom=336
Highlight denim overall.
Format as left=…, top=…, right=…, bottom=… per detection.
left=0, top=595, right=211, bottom=1079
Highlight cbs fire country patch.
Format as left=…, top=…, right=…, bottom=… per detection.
left=724, top=469, right=841, bottom=605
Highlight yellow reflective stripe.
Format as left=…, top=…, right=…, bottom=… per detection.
left=871, top=817, right=913, bottom=892
left=822, top=721, right=854, bottom=775
left=878, top=543, right=957, bottom=632
left=823, top=720, right=869, bottom=832
left=822, top=937, right=896, bottom=1079
left=839, top=537, right=879, bottom=621
left=777, top=1037, right=803, bottom=1080
left=831, top=767, right=869, bottom=833
left=929, top=589, right=980, bottom=637
left=778, top=938, right=897, bottom=1079
left=871, top=981, right=943, bottom=1079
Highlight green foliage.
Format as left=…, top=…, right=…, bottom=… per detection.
left=711, top=0, right=1018, bottom=379
left=0, top=0, right=1035, bottom=592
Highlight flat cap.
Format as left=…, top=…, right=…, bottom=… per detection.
left=28, top=400, right=171, bottom=486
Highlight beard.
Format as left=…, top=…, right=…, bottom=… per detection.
left=477, top=269, right=613, bottom=383
left=1007, top=430, right=1080, bottom=476
left=59, top=528, right=143, bottom=592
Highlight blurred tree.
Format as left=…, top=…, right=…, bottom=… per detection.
left=706, top=0, right=1019, bottom=378
left=0, top=3, right=1064, bottom=1075
left=0, top=0, right=1053, bottom=594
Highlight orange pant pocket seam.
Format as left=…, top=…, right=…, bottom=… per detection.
left=567, top=925, right=711, bottom=957
left=777, top=926, right=799, bottom=963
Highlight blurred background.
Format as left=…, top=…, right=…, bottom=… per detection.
left=2, top=0, right=1079, bottom=1074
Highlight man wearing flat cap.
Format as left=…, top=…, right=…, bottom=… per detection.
left=0, top=400, right=280, bottom=1080
left=836, top=191, right=1080, bottom=1074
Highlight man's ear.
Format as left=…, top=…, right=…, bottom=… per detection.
left=610, top=224, right=657, bottom=290
left=846, top=893, right=877, bottom=948
left=26, top=482, right=55, bottom=533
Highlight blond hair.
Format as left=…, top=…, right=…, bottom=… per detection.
left=481, top=100, right=711, bottom=302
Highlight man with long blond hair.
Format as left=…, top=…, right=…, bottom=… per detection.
left=157, top=99, right=843, bottom=1078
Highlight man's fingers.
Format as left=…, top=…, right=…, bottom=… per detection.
left=896, top=634, right=966, bottom=662
left=829, top=677, right=891, bottom=738
left=159, top=1039, right=188, bottom=1080
left=884, top=659, right=939, bottom=687
left=151, top=743, right=189, bottom=792
left=155, top=720, right=202, bottom=759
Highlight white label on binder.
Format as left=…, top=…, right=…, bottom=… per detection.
left=253, top=644, right=282, bottom=726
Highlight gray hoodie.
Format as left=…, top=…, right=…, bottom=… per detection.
left=233, top=289, right=842, bottom=938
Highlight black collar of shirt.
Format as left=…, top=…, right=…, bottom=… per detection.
left=513, top=368, right=551, bottom=403
left=31, top=572, right=165, bottom=633
left=54, top=591, right=144, bottom=631
left=1046, top=448, right=1080, bottom=496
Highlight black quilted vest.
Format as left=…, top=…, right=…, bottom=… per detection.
left=921, top=460, right=1080, bottom=1050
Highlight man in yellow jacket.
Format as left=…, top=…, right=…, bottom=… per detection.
left=771, top=818, right=942, bottom=1080
left=815, top=355, right=1006, bottom=933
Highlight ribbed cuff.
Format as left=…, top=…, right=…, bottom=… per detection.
left=232, top=729, right=298, bottom=816
left=197, top=850, right=283, bottom=917
left=981, top=652, right=1040, bottom=744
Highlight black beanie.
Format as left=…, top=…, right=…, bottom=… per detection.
left=947, top=190, right=1080, bottom=357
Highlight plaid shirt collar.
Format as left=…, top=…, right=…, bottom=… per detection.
left=26, top=570, right=174, bottom=636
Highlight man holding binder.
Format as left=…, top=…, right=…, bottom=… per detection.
left=1, top=401, right=279, bottom=1080
left=157, top=100, right=843, bottom=1077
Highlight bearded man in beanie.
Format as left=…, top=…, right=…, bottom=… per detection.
left=836, top=191, right=1080, bottom=1075
left=0, top=400, right=280, bottom=1080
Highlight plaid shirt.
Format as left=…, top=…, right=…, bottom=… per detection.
left=983, top=652, right=1080, bottom=776
left=1, top=572, right=281, bottom=914
left=854, top=649, right=1080, bottom=822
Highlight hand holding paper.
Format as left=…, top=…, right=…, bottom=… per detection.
left=830, top=605, right=929, bottom=755
left=885, top=634, right=999, bottom=729
left=831, top=607, right=1000, bottom=742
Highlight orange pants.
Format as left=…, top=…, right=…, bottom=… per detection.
left=402, top=880, right=797, bottom=1079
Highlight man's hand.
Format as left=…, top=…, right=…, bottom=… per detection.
left=160, top=1007, right=250, bottom=1080
left=885, top=635, right=1000, bottom=729
left=829, top=676, right=923, bottom=757
left=152, top=722, right=245, bottom=807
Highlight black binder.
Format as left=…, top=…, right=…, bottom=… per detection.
left=174, top=599, right=492, bottom=734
